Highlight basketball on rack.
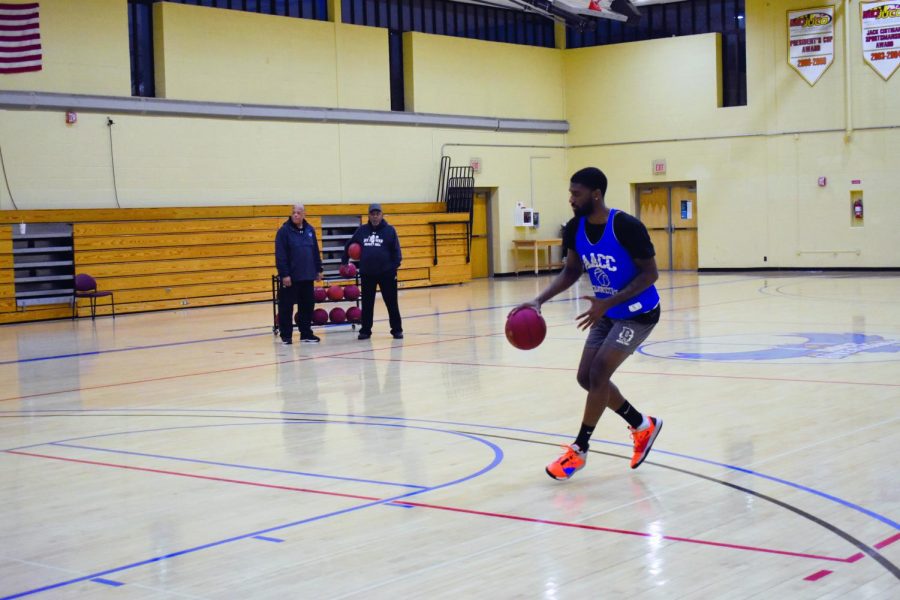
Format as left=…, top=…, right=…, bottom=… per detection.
left=326, top=285, right=344, bottom=301
left=339, top=263, right=357, bottom=278
left=346, top=306, right=361, bottom=323
left=505, top=306, right=547, bottom=350
left=329, top=307, right=346, bottom=324
left=348, top=242, right=362, bottom=260
left=343, top=285, right=360, bottom=300
left=314, top=287, right=327, bottom=302
left=312, top=308, right=328, bottom=326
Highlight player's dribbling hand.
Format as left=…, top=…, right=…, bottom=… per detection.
left=576, top=296, right=608, bottom=330
left=513, top=300, right=541, bottom=316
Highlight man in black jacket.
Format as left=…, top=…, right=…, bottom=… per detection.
left=343, top=204, right=403, bottom=340
left=275, top=204, right=323, bottom=344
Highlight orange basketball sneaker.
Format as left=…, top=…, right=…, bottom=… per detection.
left=545, top=444, right=587, bottom=480
left=629, top=416, right=662, bottom=469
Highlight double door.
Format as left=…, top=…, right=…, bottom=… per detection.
left=637, top=183, right=698, bottom=270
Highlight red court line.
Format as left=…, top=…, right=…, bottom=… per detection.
left=804, top=569, right=833, bottom=581
left=874, top=532, right=900, bottom=550
left=802, top=532, right=900, bottom=581
left=5, top=449, right=377, bottom=502
left=5, top=448, right=854, bottom=564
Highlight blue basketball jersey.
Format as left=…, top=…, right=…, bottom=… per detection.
left=575, top=210, right=660, bottom=320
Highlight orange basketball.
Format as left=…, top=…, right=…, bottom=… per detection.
left=326, top=285, right=344, bottom=301
left=505, top=307, right=547, bottom=350
left=348, top=243, right=362, bottom=260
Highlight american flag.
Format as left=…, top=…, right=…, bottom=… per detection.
left=0, top=2, right=41, bottom=74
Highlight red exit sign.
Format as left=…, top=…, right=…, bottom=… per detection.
left=652, top=159, right=667, bottom=175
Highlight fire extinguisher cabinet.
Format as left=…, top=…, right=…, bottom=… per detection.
left=850, top=191, right=864, bottom=228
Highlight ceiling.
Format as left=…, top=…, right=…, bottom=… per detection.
left=457, top=0, right=687, bottom=30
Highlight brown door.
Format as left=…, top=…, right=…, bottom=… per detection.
left=637, top=183, right=698, bottom=271
left=670, top=185, right=698, bottom=270
left=470, top=191, right=489, bottom=278
left=637, top=186, right=672, bottom=270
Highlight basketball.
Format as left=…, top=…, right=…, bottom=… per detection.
left=329, top=307, right=346, bottom=324
left=339, top=263, right=357, bottom=278
left=346, top=306, right=361, bottom=323
left=313, top=287, right=327, bottom=302
left=348, top=242, right=362, bottom=260
left=505, top=306, right=546, bottom=350
left=326, top=285, right=344, bottom=301
left=312, top=308, right=328, bottom=326
left=343, top=284, right=360, bottom=300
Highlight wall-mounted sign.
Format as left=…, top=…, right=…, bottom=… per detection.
left=861, top=1, right=900, bottom=80
left=652, top=159, right=666, bottom=175
left=788, top=6, right=835, bottom=85
left=469, top=157, right=482, bottom=174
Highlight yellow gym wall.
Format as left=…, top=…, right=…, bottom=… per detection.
left=153, top=2, right=390, bottom=109
left=0, top=0, right=130, bottom=96
left=403, top=31, right=565, bottom=120
left=565, top=0, right=899, bottom=269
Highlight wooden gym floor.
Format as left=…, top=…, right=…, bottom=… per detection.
left=1, top=271, right=898, bottom=599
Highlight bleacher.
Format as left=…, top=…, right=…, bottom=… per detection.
left=0, top=203, right=470, bottom=324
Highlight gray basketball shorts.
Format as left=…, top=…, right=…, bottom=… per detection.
left=584, top=315, right=658, bottom=353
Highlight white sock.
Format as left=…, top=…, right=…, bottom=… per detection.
left=636, top=415, right=651, bottom=431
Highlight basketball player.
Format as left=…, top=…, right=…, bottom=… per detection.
left=517, top=167, right=662, bottom=480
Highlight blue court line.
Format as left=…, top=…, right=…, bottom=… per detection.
left=51, top=442, right=427, bottom=490
left=638, top=334, right=900, bottom=366
left=90, top=578, right=124, bottom=587
left=2, top=421, right=504, bottom=600
left=0, top=277, right=754, bottom=366
left=0, top=332, right=268, bottom=366
left=252, top=536, right=283, bottom=543
left=5, top=407, right=898, bottom=533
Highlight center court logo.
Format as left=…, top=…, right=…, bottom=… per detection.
left=640, top=333, right=900, bottom=364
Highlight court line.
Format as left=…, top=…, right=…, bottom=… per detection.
left=6, top=449, right=410, bottom=502
left=0, top=424, right=504, bottom=600
left=18, top=419, right=900, bottom=565
left=4, top=412, right=898, bottom=593
left=51, top=442, right=427, bottom=490
left=3, top=449, right=854, bottom=565
left=0, top=332, right=270, bottom=366
left=332, top=354, right=900, bottom=388
left=4, top=408, right=898, bottom=535
left=45, top=430, right=900, bottom=565
left=450, top=429, right=900, bottom=577
left=0, top=275, right=768, bottom=367
left=0, top=334, right=482, bottom=403
left=876, top=532, right=900, bottom=549
left=0, top=331, right=894, bottom=407
left=0, top=555, right=205, bottom=599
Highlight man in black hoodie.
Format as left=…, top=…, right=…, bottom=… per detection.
left=275, top=204, right=323, bottom=344
left=342, top=204, right=403, bottom=340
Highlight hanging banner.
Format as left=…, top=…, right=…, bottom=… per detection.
left=788, top=6, right=835, bottom=85
left=861, top=2, right=900, bottom=80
